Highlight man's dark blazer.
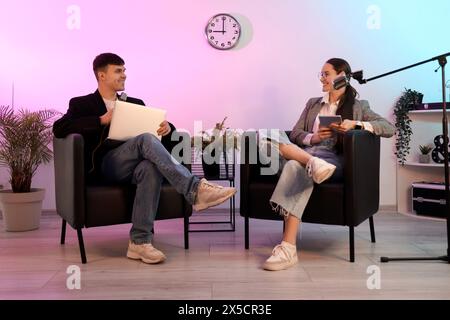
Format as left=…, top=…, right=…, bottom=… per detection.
left=53, top=89, right=177, bottom=180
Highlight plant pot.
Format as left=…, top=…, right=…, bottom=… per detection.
left=0, top=188, right=45, bottom=231
left=418, top=154, right=431, bottom=163
left=202, top=149, right=220, bottom=179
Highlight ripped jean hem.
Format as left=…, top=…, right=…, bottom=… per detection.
left=269, top=200, right=300, bottom=220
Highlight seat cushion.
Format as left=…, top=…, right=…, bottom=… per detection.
left=303, top=182, right=345, bottom=225
left=85, top=181, right=190, bottom=228
left=242, top=181, right=346, bottom=225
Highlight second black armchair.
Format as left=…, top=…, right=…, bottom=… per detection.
left=240, top=130, right=380, bottom=262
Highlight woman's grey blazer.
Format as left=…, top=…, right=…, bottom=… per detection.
left=289, top=97, right=395, bottom=146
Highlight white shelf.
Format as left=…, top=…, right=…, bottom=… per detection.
left=403, top=161, right=444, bottom=167
left=409, top=109, right=449, bottom=114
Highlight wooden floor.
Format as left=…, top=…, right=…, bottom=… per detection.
left=0, top=210, right=449, bottom=300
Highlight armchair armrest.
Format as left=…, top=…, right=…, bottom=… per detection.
left=343, top=130, right=380, bottom=225
left=53, top=134, right=86, bottom=228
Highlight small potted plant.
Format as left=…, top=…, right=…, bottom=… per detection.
left=191, top=117, right=240, bottom=178
left=0, top=106, right=58, bottom=231
left=394, top=88, right=424, bottom=164
left=418, top=144, right=432, bottom=163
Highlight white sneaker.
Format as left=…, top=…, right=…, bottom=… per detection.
left=306, top=157, right=336, bottom=184
left=193, top=178, right=237, bottom=211
left=263, top=241, right=298, bottom=271
left=127, top=241, right=166, bottom=264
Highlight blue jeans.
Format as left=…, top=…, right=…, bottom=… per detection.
left=101, top=133, right=200, bottom=244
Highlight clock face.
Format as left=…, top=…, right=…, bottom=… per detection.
left=205, top=13, right=241, bottom=50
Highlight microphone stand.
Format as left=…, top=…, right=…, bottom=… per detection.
left=356, top=52, right=450, bottom=263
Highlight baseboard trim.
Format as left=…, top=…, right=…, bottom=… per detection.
left=379, top=205, right=397, bottom=212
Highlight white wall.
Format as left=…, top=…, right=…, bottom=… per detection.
left=0, top=0, right=449, bottom=210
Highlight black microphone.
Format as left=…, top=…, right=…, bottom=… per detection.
left=332, top=70, right=365, bottom=89
left=332, top=75, right=350, bottom=90
left=119, top=92, right=127, bottom=101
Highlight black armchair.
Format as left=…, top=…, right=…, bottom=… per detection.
left=240, top=130, right=379, bottom=262
left=53, top=134, right=192, bottom=264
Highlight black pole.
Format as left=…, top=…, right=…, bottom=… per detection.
left=372, top=53, right=450, bottom=263
left=359, top=53, right=450, bottom=83
left=439, top=55, right=450, bottom=263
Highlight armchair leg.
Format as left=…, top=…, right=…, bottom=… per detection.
left=369, top=216, right=376, bottom=243
left=76, top=228, right=87, bottom=264
left=245, top=215, right=249, bottom=249
left=60, top=219, right=67, bottom=245
left=349, top=226, right=355, bottom=263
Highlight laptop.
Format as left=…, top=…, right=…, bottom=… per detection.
left=107, top=100, right=167, bottom=141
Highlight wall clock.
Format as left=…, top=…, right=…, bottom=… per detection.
left=205, top=13, right=241, bottom=50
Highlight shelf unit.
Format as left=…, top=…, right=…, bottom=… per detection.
left=188, top=148, right=236, bottom=232
left=396, top=109, right=447, bottom=216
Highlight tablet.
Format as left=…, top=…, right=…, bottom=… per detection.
left=319, top=115, right=342, bottom=127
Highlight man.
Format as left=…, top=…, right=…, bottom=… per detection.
left=53, top=53, right=236, bottom=264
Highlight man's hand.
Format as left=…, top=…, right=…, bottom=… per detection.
left=329, top=119, right=357, bottom=133
left=311, top=127, right=333, bottom=144
left=157, top=120, right=172, bottom=137
left=100, top=109, right=113, bottom=125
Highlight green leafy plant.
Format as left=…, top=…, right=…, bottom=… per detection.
left=0, top=106, right=59, bottom=192
left=419, top=144, right=432, bottom=155
left=393, top=89, right=424, bottom=165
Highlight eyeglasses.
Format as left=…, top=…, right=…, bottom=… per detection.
left=317, top=72, right=331, bottom=79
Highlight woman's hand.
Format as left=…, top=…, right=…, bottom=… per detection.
left=329, top=119, right=357, bottom=133
left=311, top=127, right=333, bottom=144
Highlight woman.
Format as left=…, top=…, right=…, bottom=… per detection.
left=260, top=58, right=395, bottom=271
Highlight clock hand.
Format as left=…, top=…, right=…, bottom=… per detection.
left=222, top=18, right=225, bottom=34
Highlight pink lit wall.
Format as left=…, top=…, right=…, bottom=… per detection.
left=1, top=0, right=449, bottom=209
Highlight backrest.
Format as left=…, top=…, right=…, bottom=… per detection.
left=240, top=131, right=280, bottom=183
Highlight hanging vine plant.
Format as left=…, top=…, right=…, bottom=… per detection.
left=393, top=88, right=424, bottom=165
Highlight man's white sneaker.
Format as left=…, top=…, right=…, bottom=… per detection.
left=127, top=241, right=166, bottom=264
left=306, top=157, right=336, bottom=184
left=263, top=241, right=298, bottom=271
left=193, top=178, right=237, bottom=211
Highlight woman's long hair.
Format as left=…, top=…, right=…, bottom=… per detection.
left=326, top=58, right=359, bottom=153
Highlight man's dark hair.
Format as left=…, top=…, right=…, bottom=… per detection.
left=93, top=53, right=125, bottom=80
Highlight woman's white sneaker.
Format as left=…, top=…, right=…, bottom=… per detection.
left=263, top=241, right=298, bottom=271
left=306, top=157, right=336, bottom=184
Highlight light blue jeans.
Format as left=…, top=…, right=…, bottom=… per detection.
left=101, top=133, right=200, bottom=244
left=258, top=130, right=343, bottom=220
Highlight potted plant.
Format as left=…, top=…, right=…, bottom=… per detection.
left=418, top=144, right=432, bottom=163
left=394, top=88, right=424, bottom=165
left=0, top=106, right=58, bottom=231
left=191, top=117, right=240, bottom=178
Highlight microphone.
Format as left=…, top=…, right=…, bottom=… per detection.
left=332, top=70, right=365, bottom=89
left=119, top=92, right=127, bottom=101
left=332, top=75, right=350, bottom=90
